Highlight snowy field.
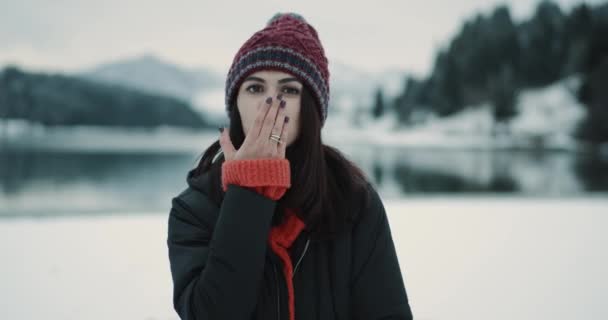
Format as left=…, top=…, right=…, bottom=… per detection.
left=1, top=196, right=607, bottom=320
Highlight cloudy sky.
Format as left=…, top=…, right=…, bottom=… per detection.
left=0, top=0, right=602, bottom=76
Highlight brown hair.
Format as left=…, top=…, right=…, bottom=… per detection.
left=191, top=84, right=372, bottom=241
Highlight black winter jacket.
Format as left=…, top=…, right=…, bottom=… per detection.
left=166, top=167, right=413, bottom=320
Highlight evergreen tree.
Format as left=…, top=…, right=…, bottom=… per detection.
left=562, top=3, right=593, bottom=74
left=429, top=50, right=464, bottom=116
left=372, top=87, right=385, bottom=119
left=491, top=64, right=518, bottom=127
left=393, top=76, right=420, bottom=125
left=519, top=0, right=567, bottom=86
left=576, top=21, right=608, bottom=144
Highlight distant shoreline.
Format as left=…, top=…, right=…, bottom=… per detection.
left=1, top=118, right=606, bottom=155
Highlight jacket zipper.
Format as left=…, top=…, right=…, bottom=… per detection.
left=292, top=237, right=310, bottom=278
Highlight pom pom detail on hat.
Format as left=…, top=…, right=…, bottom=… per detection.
left=266, top=12, right=307, bottom=26
left=225, top=12, right=330, bottom=127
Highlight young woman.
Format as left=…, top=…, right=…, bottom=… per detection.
left=167, top=12, right=413, bottom=320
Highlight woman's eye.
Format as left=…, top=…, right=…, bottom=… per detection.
left=246, top=85, right=263, bottom=93
left=245, top=85, right=300, bottom=95
left=283, top=87, right=300, bottom=95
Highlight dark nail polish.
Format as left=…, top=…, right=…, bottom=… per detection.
left=277, top=94, right=283, bottom=100
left=280, top=100, right=286, bottom=108
left=285, top=116, right=290, bottom=123
left=218, top=127, right=224, bottom=133
left=266, top=97, right=273, bottom=104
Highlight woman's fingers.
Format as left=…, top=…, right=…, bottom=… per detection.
left=218, top=127, right=236, bottom=160
left=258, top=94, right=283, bottom=145
left=266, top=98, right=287, bottom=151
left=246, top=97, right=273, bottom=144
left=231, top=94, right=288, bottom=160
left=277, top=116, right=289, bottom=158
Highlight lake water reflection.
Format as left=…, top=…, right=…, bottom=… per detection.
left=1, top=144, right=607, bottom=217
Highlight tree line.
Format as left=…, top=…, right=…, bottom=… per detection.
left=371, top=0, right=608, bottom=144
left=0, top=66, right=211, bottom=129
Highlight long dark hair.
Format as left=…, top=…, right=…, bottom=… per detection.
left=191, top=84, right=372, bottom=241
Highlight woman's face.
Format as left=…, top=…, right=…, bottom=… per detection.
left=236, top=70, right=302, bottom=146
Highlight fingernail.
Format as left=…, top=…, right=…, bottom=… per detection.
left=285, top=116, right=290, bottom=123
left=266, top=97, right=273, bottom=104
left=218, top=127, right=224, bottom=133
left=280, top=100, right=286, bottom=108
left=277, top=94, right=283, bottom=100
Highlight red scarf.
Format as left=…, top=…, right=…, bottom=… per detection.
left=268, top=208, right=306, bottom=320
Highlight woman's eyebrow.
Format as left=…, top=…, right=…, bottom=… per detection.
left=243, top=76, right=301, bottom=84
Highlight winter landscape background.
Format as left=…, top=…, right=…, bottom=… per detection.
left=1, top=0, right=607, bottom=319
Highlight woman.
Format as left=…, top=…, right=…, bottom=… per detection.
left=167, top=12, right=413, bottom=320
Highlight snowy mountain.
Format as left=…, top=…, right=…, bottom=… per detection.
left=78, top=54, right=223, bottom=104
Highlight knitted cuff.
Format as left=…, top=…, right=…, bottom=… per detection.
left=221, top=158, right=291, bottom=200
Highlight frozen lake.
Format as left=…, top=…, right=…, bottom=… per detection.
left=1, top=196, right=607, bottom=320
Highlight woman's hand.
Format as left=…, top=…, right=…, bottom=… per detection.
left=219, top=94, right=290, bottom=161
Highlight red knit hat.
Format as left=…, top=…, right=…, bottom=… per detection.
left=225, top=12, right=330, bottom=127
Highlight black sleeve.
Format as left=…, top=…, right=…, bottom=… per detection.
left=350, top=185, right=413, bottom=320
left=166, top=184, right=277, bottom=320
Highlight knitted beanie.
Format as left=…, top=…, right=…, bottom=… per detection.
left=225, top=12, right=330, bottom=127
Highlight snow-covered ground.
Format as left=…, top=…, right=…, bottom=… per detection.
left=1, top=196, right=607, bottom=320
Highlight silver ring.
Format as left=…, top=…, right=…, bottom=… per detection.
left=269, top=134, right=282, bottom=143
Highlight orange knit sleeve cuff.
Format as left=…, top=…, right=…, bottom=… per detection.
left=221, top=158, right=291, bottom=200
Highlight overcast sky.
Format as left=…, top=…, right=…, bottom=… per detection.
left=0, top=0, right=602, bottom=76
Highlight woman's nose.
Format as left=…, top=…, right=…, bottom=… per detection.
left=266, top=88, right=282, bottom=99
